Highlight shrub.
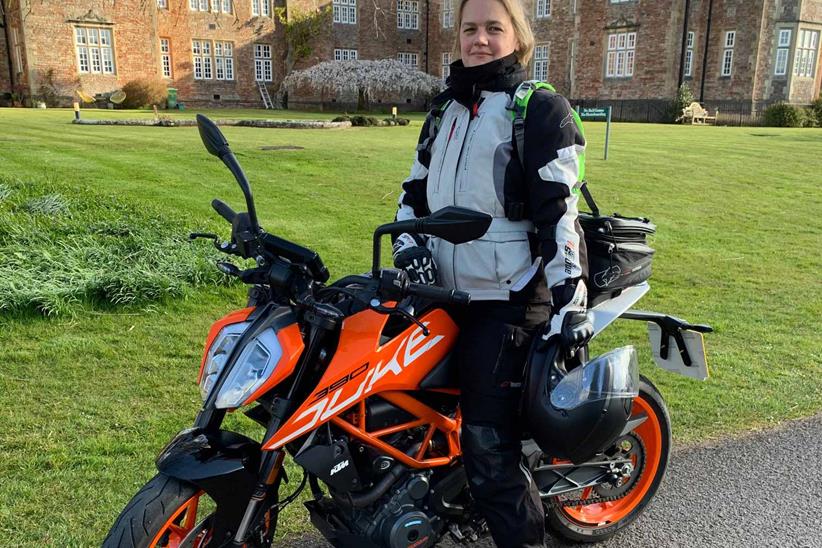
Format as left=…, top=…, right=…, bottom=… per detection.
left=350, top=115, right=380, bottom=127
left=668, top=83, right=695, bottom=123
left=763, top=102, right=806, bottom=127
left=120, top=78, right=168, bottom=109
left=807, top=97, right=822, bottom=128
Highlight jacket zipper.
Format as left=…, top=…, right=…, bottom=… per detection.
left=434, top=117, right=458, bottom=193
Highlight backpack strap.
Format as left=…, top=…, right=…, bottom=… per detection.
left=416, top=93, right=453, bottom=166
left=506, top=80, right=587, bottom=182
left=579, top=180, right=599, bottom=217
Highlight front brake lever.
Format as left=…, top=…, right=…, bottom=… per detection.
left=369, top=299, right=430, bottom=336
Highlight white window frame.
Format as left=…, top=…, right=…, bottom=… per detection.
left=333, top=0, right=357, bottom=24
left=75, top=26, right=116, bottom=75
left=158, top=0, right=168, bottom=8
left=254, top=43, right=273, bottom=81
left=10, top=27, right=22, bottom=73
left=721, top=31, right=735, bottom=77
left=442, top=0, right=453, bottom=29
left=191, top=0, right=229, bottom=12
left=333, top=48, right=358, bottom=61
left=775, top=29, right=791, bottom=76
left=533, top=44, right=549, bottom=80
left=536, top=0, right=550, bottom=19
left=398, top=51, right=418, bottom=68
left=610, top=0, right=631, bottom=3
left=606, top=31, right=635, bottom=78
left=442, top=52, right=451, bottom=81
left=193, top=40, right=233, bottom=80
left=684, top=31, right=694, bottom=77
left=397, top=0, right=419, bottom=30
left=251, top=0, right=270, bottom=16
left=160, top=38, right=172, bottom=78
left=794, top=29, right=819, bottom=78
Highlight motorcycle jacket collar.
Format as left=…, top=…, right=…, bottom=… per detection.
left=446, top=53, right=526, bottom=107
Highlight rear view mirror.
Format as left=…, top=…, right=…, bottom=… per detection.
left=371, top=207, right=492, bottom=274
left=419, top=206, right=492, bottom=244
left=197, top=114, right=231, bottom=159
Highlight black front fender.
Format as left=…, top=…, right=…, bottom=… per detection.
left=156, top=428, right=261, bottom=540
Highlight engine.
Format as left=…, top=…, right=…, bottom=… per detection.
left=293, top=395, right=473, bottom=548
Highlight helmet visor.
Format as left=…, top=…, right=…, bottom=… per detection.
left=550, top=346, right=640, bottom=411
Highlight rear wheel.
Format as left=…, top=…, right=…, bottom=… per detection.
left=545, top=376, right=671, bottom=543
left=102, top=474, right=278, bottom=548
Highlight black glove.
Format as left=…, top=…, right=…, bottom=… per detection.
left=392, top=233, right=437, bottom=285
left=539, top=280, right=593, bottom=352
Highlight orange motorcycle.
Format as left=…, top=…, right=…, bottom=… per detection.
left=104, top=116, right=712, bottom=548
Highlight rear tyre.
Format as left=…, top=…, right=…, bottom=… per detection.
left=545, top=376, right=671, bottom=543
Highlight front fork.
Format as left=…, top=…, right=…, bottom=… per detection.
left=226, top=313, right=335, bottom=545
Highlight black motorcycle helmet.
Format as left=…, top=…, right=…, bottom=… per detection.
left=523, top=342, right=639, bottom=464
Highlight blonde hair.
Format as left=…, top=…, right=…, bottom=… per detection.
left=454, top=0, right=535, bottom=66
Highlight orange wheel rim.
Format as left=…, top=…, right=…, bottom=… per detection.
left=148, top=491, right=204, bottom=548
left=561, top=396, right=662, bottom=526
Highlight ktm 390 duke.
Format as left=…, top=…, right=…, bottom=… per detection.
left=103, top=115, right=712, bottom=547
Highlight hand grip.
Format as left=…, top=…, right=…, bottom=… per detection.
left=408, top=283, right=471, bottom=305
left=211, top=199, right=237, bottom=223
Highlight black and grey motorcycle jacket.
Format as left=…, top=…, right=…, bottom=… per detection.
left=397, top=55, right=587, bottom=301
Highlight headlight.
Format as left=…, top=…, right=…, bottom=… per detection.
left=200, top=323, right=284, bottom=409
left=200, top=322, right=249, bottom=402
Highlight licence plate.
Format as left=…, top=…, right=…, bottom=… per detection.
left=647, top=323, right=709, bottom=380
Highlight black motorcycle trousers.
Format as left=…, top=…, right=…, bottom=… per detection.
left=452, top=300, right=547, bottom=548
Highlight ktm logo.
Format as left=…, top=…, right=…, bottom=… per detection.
left=330, top=460, right=349, bottom=476
left=272, top=324, right=444, bottom=448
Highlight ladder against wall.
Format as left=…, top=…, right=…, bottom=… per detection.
left=258, top=81, right=273, bottom=109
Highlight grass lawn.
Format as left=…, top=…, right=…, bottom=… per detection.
left=0, top=107, right=820, bottom=546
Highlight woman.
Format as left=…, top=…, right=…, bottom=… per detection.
left=393, top=0, right=588, bottom=545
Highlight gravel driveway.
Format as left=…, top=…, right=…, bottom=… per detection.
left=278, top=413, right=822, bottom=548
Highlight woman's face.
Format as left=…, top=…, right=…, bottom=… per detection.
left=459, top=0, right=519, bottom=67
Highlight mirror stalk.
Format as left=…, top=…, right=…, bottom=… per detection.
left=222, top=152, right=261, bottom=234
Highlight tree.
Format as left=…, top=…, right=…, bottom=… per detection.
left=280, top=59, right=444, bottom=110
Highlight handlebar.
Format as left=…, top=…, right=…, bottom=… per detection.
left=407, top=283, right=471, bottom=305
left=211, top=199, right=237, bottom=224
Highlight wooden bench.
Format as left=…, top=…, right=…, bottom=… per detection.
left=677, top=101, right=718, bottom=124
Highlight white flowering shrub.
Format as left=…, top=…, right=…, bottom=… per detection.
left=281, top=59, right=444, bottom=107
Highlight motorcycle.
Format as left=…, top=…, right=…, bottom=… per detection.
left=103, top=115, right=712, bottom=547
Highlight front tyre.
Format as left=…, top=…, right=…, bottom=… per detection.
left=102, top=474, right=211, bottom=548
left=545, top=376, right=672, bottom=543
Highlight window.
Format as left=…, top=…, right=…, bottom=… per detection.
left=398, top=52, right=418, bottom=67
left=397, top=0, right=419, bottom=30
left=160, top=38, right=172, bottom=78
left=157, top=0, right=167, bottom=8
left=794, top=29, right=819, bottom=78
left=684, top=31, right=694, bottom=77
left=214, top=41, right=234, bottom=80
left=193, top=39, right=233, bottom=80
left=721, top=30, right=735, bottom=76
left=775, top=29, right=791, bottom=76
left=606, top=31, right=635, bottom=77
left=255, top=44, right=273, bottom=81
left=75, top=27, right=116, bottom=75
left=533, top=44, right=549, bottom=80
left=610, top=0, right=631, bottom=3
left=334, top=48, right=358, bottom=61
left=442, top=0, right=453, bottom=28
left=251, top=0, right=271, bottom=16
left=190, top=0, right=230, bottom=12
left=536, top=0, right=550, bottom=19
left=333, top=0, right=356, bottom=24
left=10, top=27, right=22, bottom=74
left=442, top=52, right=452, bottom=81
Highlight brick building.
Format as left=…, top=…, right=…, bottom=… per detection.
left=1, top=0, right=821, bottom=117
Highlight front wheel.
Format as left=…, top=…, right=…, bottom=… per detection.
left=102, top=474, right=278, bottom=548
left=545, top=376, right=672, bottom=543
